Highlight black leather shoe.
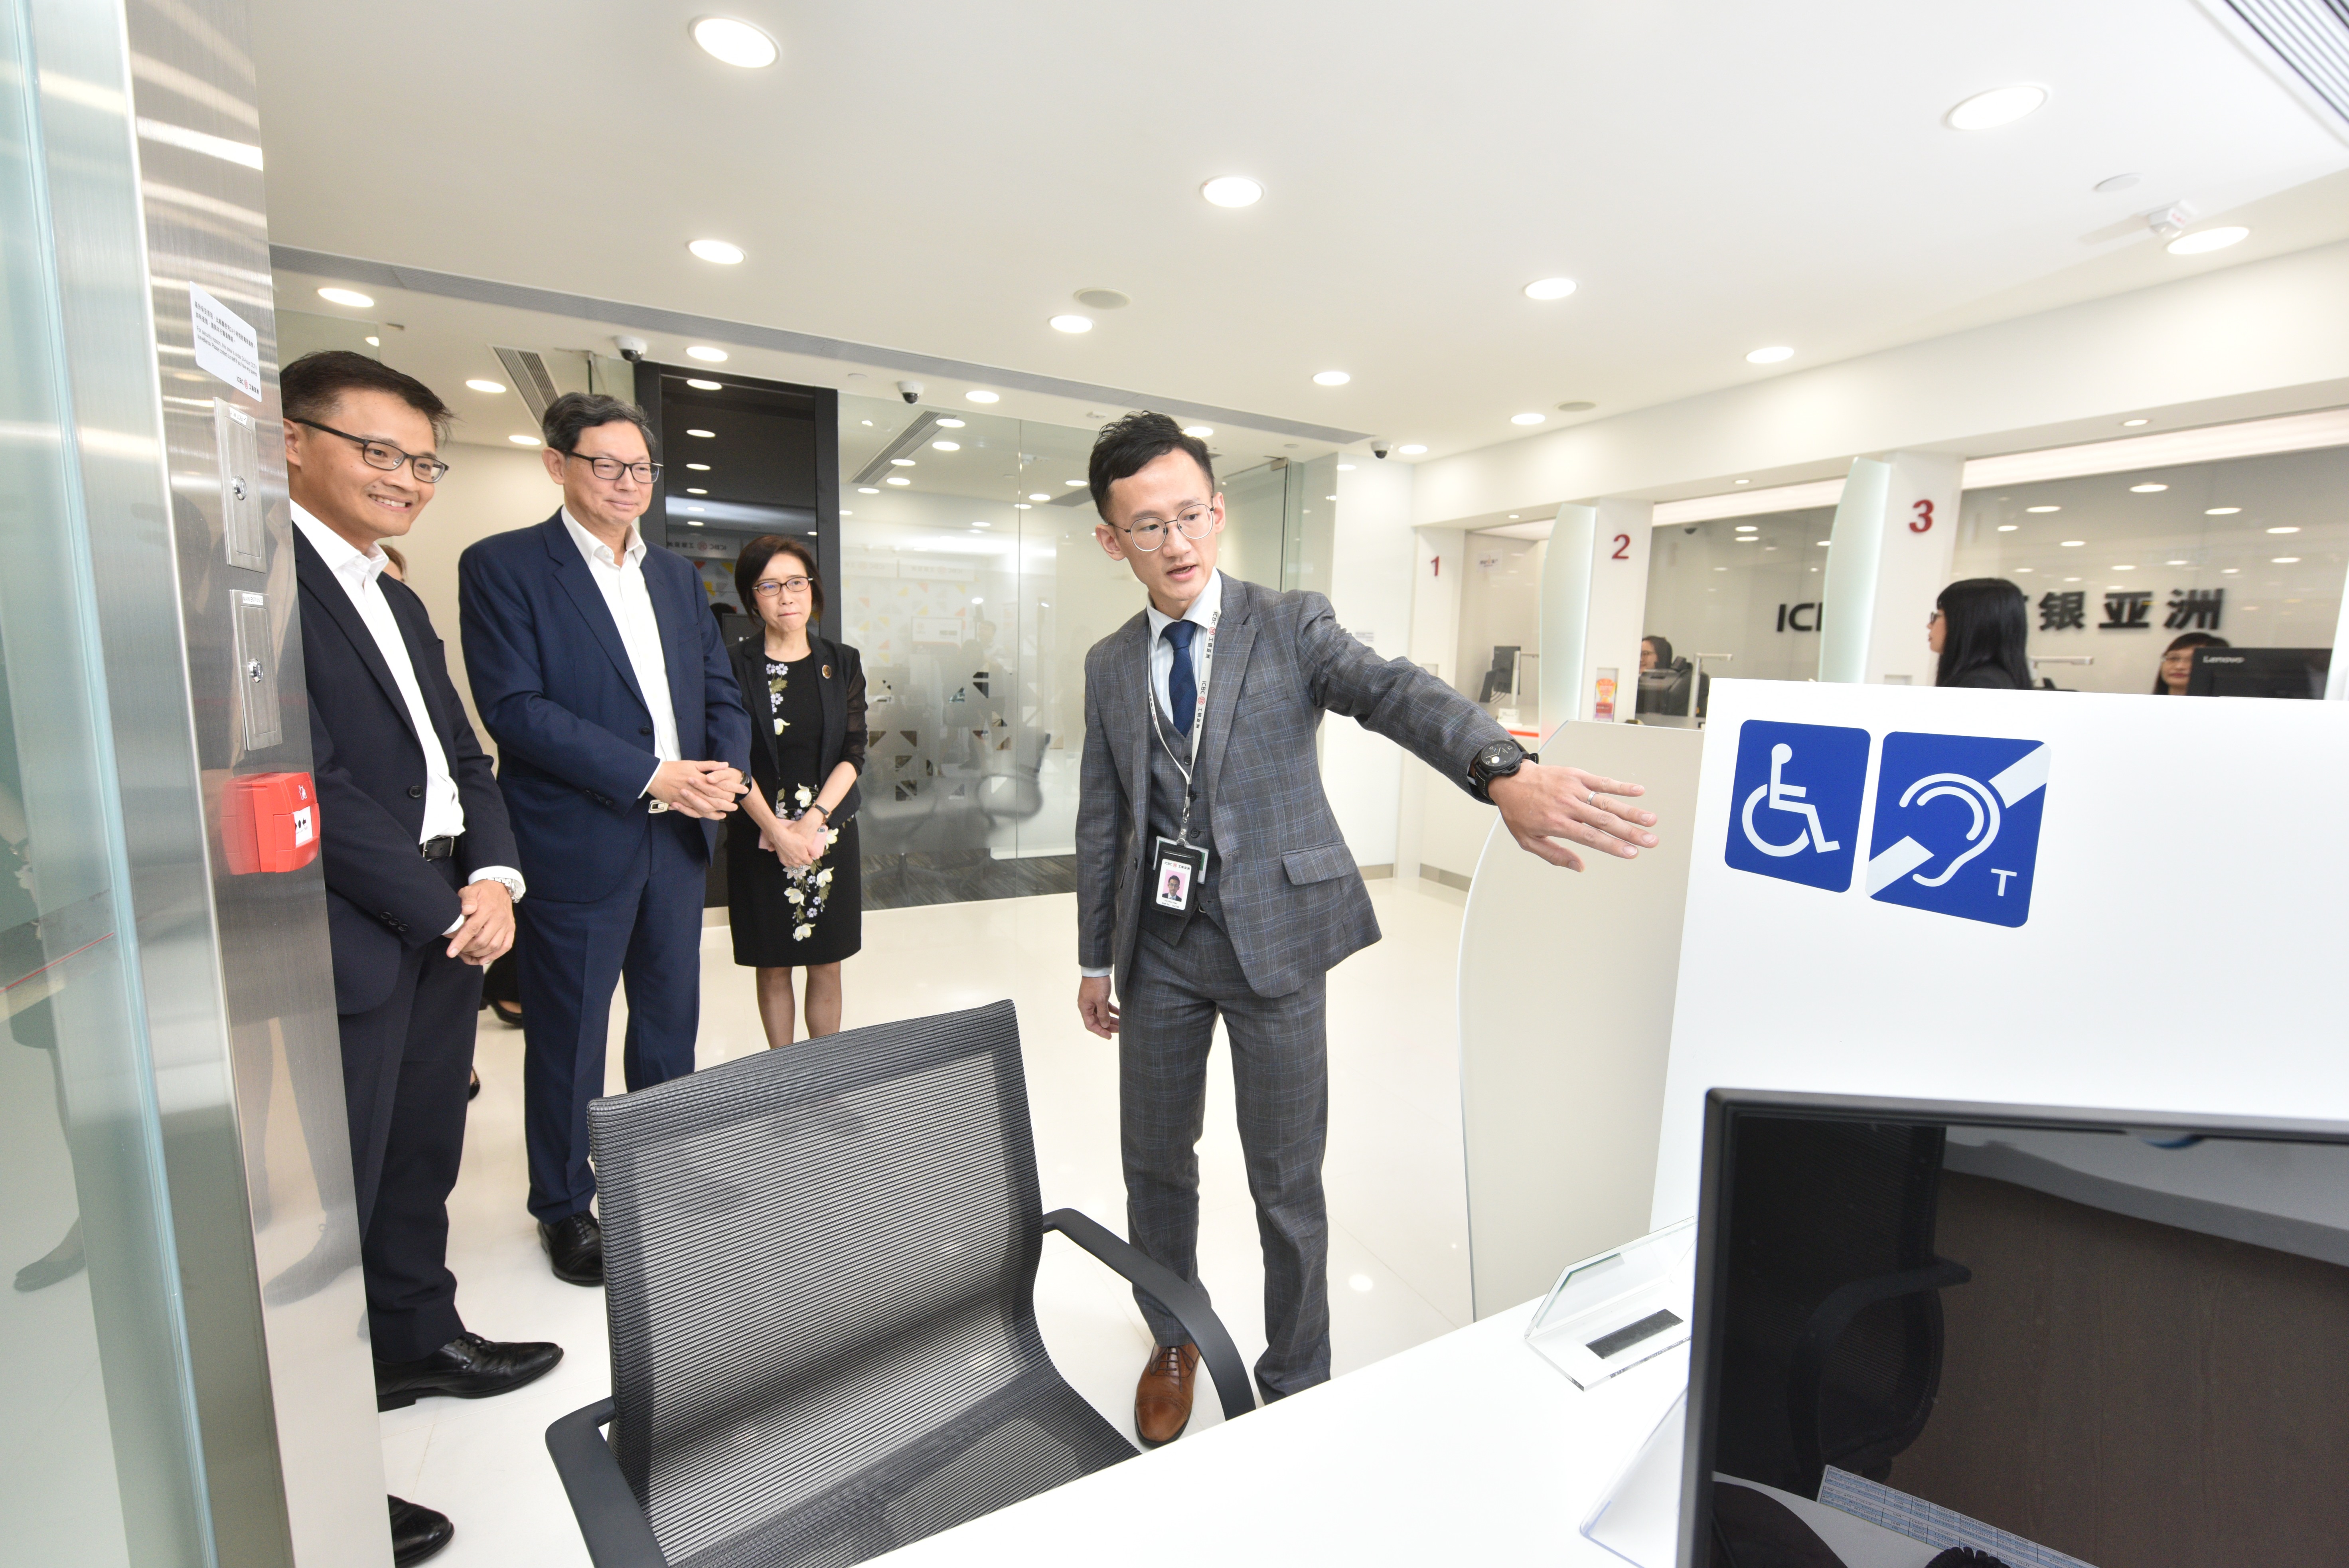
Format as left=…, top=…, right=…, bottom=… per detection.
left=388, top=1496, right=453, bottom=1566
left=466, top=1068, right=480, bottom=1101
left=375, top=1331, right=563, bottom=1410
left=539, top=1213, right=603, bottom=1286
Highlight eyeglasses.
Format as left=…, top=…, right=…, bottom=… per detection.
left=290, top=418, right=450, bottom=483
left=562, top=451, right=663, bottom=485
left=752, top=576, right=812, bottom=598
left=1926, top=610, right=1944, bottom=628
left=1115, top=504, right=1215, bottom=553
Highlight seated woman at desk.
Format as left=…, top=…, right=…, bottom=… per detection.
left=2154, top=630, right=2229, bottom=694
left=1928, top=578, right=2033, bottom=690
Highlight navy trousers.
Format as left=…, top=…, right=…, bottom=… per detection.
left=518, top=812, right=705, bottom=1223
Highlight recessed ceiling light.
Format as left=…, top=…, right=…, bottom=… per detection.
left=2267, top=525, right=2300, bottom=533
left=688, top=239, right=744, bottom=265
left=1313, top=370, right=1350, bottom=386
left=686, top=462, right=710, bottom=470
left=1997, top=524, right=2019, bottom=531
left=1816, top=540, right=1831, bottom=547
left=1734, top=535, right=1758, bottom=543
left=686, top=487, right=707, bottom=495
left=890, top=457, right=914, bottom=466
left=1397, top=443, right=1426, bottom=455
left=2206, top=506, right=2244, bottom=515
left=1510, top=412, right=1545, bottom=426
left=1946, top=84, right=2048, bottom=130
left=2025, top=505, right=2061, bottom=513
left=1735, top=524, right=1758, bottom=532
left=2273, top=556, right=2302, bottom=563
left=1201, top=175, right=1263, bottom=207
left=364, top=336, right=379, bottom=346
left=685, top=378, right=722, bottom=391
left=2167, top=226, right=2248, bottom=256
left=2061, top=539, right=2084, bottom=547
left=2129, top=483, right=2167, bottom=492
left=966, top=389, right=999, bottom=403
left=839, top=510, right=851, bottom=517
left=691, top=16, right=778, bottom=67
left=1013, top=503, right=1030, bottom=510
left=685, top=519, right=704, bottom=527
left=466, top=378, right=505, bottom=393
left=936, top=417, right=965, bottom=428
left=2113, top=564, right=2136, bottom=571
left=2094, top=173, right=2142, bottom=194
left=686, top=346, right=728, bottom=362
left=1028, top=492, right=1050, bottom=501
left=2167, top=559, right=2188, bottom=565
left=1049, top=314, right=1093, bottom=333
left=857, top=486, right=878, bottom=494
left=687, top=427, right=715, bottom=438
left=1335, top=463, right=1354, bottom=471
left=1557, top=400, right=1597, bottom=413
left=1745, top=345, right=1794, bottom=364
left=1062, top=479, right=1084, bottom=487
left=1508, top=514, right=1520, bottom=520
left=2121, top=418, right=2150, bottom=427
left=886, top=476, right=910, bottom=485
left=1714, top=566, right=1728, bottom=572
left=2016, top=566, right=2033, bottom=573
left=1734, top=479, right=1751, bottom=485
left=932, top=440, right=959, bottom=451
left=1074, top=288, right=1131, bottom=310
left=1180, top=425, right=1213, bottom=438
left=1523, top=277, right=1576, bottom=301
left=508, top=434, right=540, bottom=446
left=2065, top=577, right=2081, bottom=583
left=2223, top=567, right=2240, bottom=573
left=317, top=286, right=373, bottom=308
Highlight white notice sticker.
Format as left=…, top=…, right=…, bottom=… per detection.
left=190, top=283, right=261, bottom=399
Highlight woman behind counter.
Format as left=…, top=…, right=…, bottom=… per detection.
left=727, top=535, right=866, bottom=1047
left=1928, top=577, right=2034, bottom=690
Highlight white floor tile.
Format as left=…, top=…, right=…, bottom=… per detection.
left=394, top=879, right=1467, bottom=1562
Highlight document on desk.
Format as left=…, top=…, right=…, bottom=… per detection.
left=1819, top=1468, right=2098, bottom=1568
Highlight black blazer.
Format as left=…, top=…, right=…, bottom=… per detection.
left=296, top=525, right=518, bottom=1015
left=725, top=631, right=867, bottom=839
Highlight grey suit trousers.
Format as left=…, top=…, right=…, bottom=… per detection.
left=1120, top=916, right=1330, bottom=1400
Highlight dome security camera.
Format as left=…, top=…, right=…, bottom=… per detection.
left=1369, top=437, right=1391, bottom=460
left=897, top=379, right=924, bottom=405
left=614, top=335, right=648, bottom=362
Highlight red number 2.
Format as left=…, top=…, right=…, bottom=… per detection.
left=1910, top=499, right=1934, bottom=533
left=1611, top=533, right=1631, bottom=560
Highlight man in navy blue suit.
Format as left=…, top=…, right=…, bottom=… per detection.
left=284, top=351, right=562, bottom=1565
left=459, top=393, right=751, bottom=1285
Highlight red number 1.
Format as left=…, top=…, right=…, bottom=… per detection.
left=1910, top=499, right=1934, bottom=533
left=1611, top=533, right=1631, bottom=560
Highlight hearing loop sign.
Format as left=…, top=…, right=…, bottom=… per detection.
left=1723, top=719, right=2051, bottom=927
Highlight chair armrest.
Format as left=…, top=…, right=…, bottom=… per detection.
left=545, top=1398, right=669, bottom=1567
left=1043, top=1207, right=1258, bottom=1423
left=1788, top=1259, right=1972, bottom=1489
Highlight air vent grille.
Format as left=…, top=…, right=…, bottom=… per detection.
left=492, top=346, right=563, bottom=421
left=2227, top=0, right=2349, bottom=123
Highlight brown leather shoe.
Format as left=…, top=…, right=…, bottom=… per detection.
left=1135, top=1342, right=1200, bottom=1448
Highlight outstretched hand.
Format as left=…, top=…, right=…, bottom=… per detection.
left=1489, top=762, right=1660, bottom=873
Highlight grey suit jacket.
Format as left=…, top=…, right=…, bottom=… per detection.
left=1077, top=575, right=1511, bottom=999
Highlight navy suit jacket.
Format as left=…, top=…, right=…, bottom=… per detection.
left=458, top=512, right=752, bottom=904
left=296, top=525, right=518, bottom=1016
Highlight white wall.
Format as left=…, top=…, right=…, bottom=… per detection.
left=1411, top=240, right=2349, bottom=525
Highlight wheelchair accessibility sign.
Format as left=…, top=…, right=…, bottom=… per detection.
left=1865, top=731, right=2049, bottom=928
left=1723, top=721, right=1869, bottom=893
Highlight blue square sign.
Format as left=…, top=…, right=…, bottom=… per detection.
left=1724, top=720, right=1871, bottom=893
left=1865, top=731, right=2051, bottom=928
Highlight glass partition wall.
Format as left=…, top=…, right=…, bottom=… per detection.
left=1638, top=507, right=1837, bottom=715
left=834, top=395, right=1322, bottom=907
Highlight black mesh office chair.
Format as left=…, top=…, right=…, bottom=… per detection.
left=545, top=1000, right=1255, bottom=1566
left=1714, top=1117, right=1970, bottom=1499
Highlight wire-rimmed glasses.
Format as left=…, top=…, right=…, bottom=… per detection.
left=562, top=451, right=663, bottom=485
left=289, top=418, right=451, bottom=483
left=1116, top=504, right=1215, bottom=553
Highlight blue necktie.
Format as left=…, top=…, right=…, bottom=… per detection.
left=1163, top=619, right=1198, bottom=736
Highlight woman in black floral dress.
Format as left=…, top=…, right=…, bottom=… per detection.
left=726, top=536, right=866, bottom=1046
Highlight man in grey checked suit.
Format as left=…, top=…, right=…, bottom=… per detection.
left=1075, top=413, right=1662, bottom=1444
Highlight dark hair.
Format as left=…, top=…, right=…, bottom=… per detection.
left=2153, top=630, right=2229, bottom=693
left=280, top=350, right=452, bottom=443
left=1088, top=411, right=1214, bottom=519
left=1642, top=634, right=1673, bottom=667
left=542, top=391, right=659, bottom=460
left=734, top=534, right=824, bottom=626
left=1933, top=577, right=2031, bottom=689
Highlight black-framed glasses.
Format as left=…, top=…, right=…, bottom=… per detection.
left=561, top=451, right=663, bottom=485
left=752, top=576, right=812, bottom=598
left=1116, top=503, right=1215, bottom=553
left=289, top=418, right=450, bottom=483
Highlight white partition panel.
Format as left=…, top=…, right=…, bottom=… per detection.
left=1654, top=677, right=2349, bottom=1229
left=1457, top=721, right=1704, bottom=1316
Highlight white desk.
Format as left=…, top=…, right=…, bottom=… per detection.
left=881, top=1302, right=1686, bottom=1565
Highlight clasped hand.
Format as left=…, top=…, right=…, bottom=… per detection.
left=648, top=758, right=748, bottom=819
left=764, top=813, right=827, bottom=868
left=444, top=879, right=514, bottom=966
left=1488, top=761, right=1662, bottom=872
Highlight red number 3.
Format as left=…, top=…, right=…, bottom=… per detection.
left=1910, top=499, right=1934, bottom=533
left=1611, top=533, right=1631, bottom=560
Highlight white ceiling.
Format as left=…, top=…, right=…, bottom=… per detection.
left=250, top=0, right=2349, bottom=464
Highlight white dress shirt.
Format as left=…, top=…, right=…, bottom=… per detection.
left=560, top=508, right=680, bottom=797
left=293, top=506, right=522, bottom=924
left=1081, top=571, right=1222, bottom=979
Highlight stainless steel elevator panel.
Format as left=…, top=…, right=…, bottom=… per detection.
left=22, top=0, right=387, bottom=1561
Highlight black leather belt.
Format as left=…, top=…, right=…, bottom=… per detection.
left=420, top=836, right=456, bottom=860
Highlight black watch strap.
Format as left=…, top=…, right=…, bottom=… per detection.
left=1467, top=739, right=1536, bottom=804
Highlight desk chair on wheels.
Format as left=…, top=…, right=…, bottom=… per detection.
left=545, top=999, right=1255, bottom=1566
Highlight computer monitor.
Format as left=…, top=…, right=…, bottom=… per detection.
left=1682, top=1089, right=2349, bottom=1568
left=2186, top=646, right=2330, bottom=698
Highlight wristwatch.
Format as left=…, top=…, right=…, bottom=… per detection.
left=1466, top=739, right=1536, bottom=804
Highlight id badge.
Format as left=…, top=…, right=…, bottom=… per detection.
left=1151, top=837, right=1206, bottom=915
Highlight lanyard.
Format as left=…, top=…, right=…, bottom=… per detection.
left=1147, top=606, right=1219, bottom=845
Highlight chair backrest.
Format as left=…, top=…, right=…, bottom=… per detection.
left=590, top=1000, right=1048, bottom=1563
